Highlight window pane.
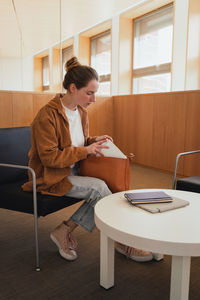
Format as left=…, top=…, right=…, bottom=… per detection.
left=133, top=73, right=171, bottom=94
left=91, top=32, right=111, bottom=78
left=97, top=81, right=111, bottom=96
left=42, top=56, right=49, bottom=87
left=133, top=6, right=173, bottom=69
left=62, top=46, right=73, bottom=79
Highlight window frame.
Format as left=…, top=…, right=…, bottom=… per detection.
left=90, top=30, right=111, bottom=95
left=132, top=5, right=173, bottom=94
left=42, top=55, right=50, bottom=91
left=62, top=45, right=73, bottom=79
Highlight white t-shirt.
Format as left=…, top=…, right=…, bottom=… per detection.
left=61, top=100, right=85, bottom=168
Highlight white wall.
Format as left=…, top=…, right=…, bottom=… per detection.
left=172, top=0, right=200, bottom=91
left=22, top=57, right=34, bottom=91
left=1, top=0, right=200, bottom=93
left=0, top=57, right=33, bottom=91
left=0, top=58, right=21, bottom=91
left=171, top=0, right=189, bottom=91
left=185, top=0, right=200, bottom=90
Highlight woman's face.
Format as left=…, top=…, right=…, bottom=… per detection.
left=73, top=79, right=99, bottom=108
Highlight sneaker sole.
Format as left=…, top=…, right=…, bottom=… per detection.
left=152, top=253, right=164, bottom=261
left=116, top=247, right=153, bottom=262
left=50, top=233, right=77, bottom=261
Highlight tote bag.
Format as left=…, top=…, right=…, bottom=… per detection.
left=79, top=156, right=130, bottom=193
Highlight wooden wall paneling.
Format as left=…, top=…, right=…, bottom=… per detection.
left=113, top=94, right=155, bottom=166
left=113, top=94, right=159, bottom=166
left=32, top=93, right=55, bottom=120
left=0, top=92, right=13, bottom=128
left=12, top=92, right=34, bottom=127
left=151, top=93, right=171, bottom=171
left=165, top=92, right=187, bottom=174
left=1, top=89, right=199, bottom=177
left=113, top=92, right=188, bottom=175
left=183, top=91, right=200, bottom=176
left=133, top=94, right=154, bottom=167
left=87, top=96, right=114, bottom=138
left=112, top=95, right=137, bottom=156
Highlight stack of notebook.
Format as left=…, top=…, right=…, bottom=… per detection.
left=124, top=191, right=189, bottom=213
left=124, top=191, right=173, bottom=205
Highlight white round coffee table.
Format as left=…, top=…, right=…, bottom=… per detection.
left=94, top=189, right=200, bottom=300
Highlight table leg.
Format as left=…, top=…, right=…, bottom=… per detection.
left=170, top=256, right=191, bottom=300
left=100, top=231, right=115, bottom=289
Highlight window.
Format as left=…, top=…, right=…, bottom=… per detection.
left=42, top=56, right=49, bottom=91
left=132, top=5, right=173, bottom=94
left=90, top=31, right=111, bottom=95
left=62, top=46, right=73, bottom=80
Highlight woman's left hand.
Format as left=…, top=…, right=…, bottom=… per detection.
left=95, top=135, right=113, bottom=143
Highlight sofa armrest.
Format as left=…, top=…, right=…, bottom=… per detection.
left=0, top=163, right=37, bottom=211
left=0, top=163, right=40, bottom=269
left=0, top=163, right=40, bottom=271
left=172, top=150, right=200, bottom=189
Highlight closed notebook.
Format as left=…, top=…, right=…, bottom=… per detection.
left=124, top=191, right=173, bottom=204
left=134, top=197, right=189, bottom=213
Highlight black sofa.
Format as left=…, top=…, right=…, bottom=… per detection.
left=0, top=126, right=83, bottom=271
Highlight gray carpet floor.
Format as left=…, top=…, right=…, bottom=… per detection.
left=1, top=164, right=200, bottom=300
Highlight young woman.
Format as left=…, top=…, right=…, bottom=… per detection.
left=22, top=57, right=153, bottom=262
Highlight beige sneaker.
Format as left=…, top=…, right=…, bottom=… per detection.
left=50, top=222, right=78, bottom=261
left=115, top=243, right=153, bottom=262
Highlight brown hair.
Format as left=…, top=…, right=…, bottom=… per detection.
left=63, top=56, right=99, bottom=90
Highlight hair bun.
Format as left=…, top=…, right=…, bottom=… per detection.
left=65, top=56, right=80, bottom=72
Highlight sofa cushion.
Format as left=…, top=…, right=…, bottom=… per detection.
left=176, top=176, right=200, bottom=193
left=0, top=179, right=82, bottom=217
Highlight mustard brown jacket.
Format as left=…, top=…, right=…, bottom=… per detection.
left=22, top=94, right=96, bottom=196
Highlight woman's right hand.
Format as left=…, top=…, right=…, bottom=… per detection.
left=86, top=141, right=109, bottom=156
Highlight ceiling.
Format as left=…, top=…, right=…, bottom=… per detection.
left=0, top=0, right=139, bottom=58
